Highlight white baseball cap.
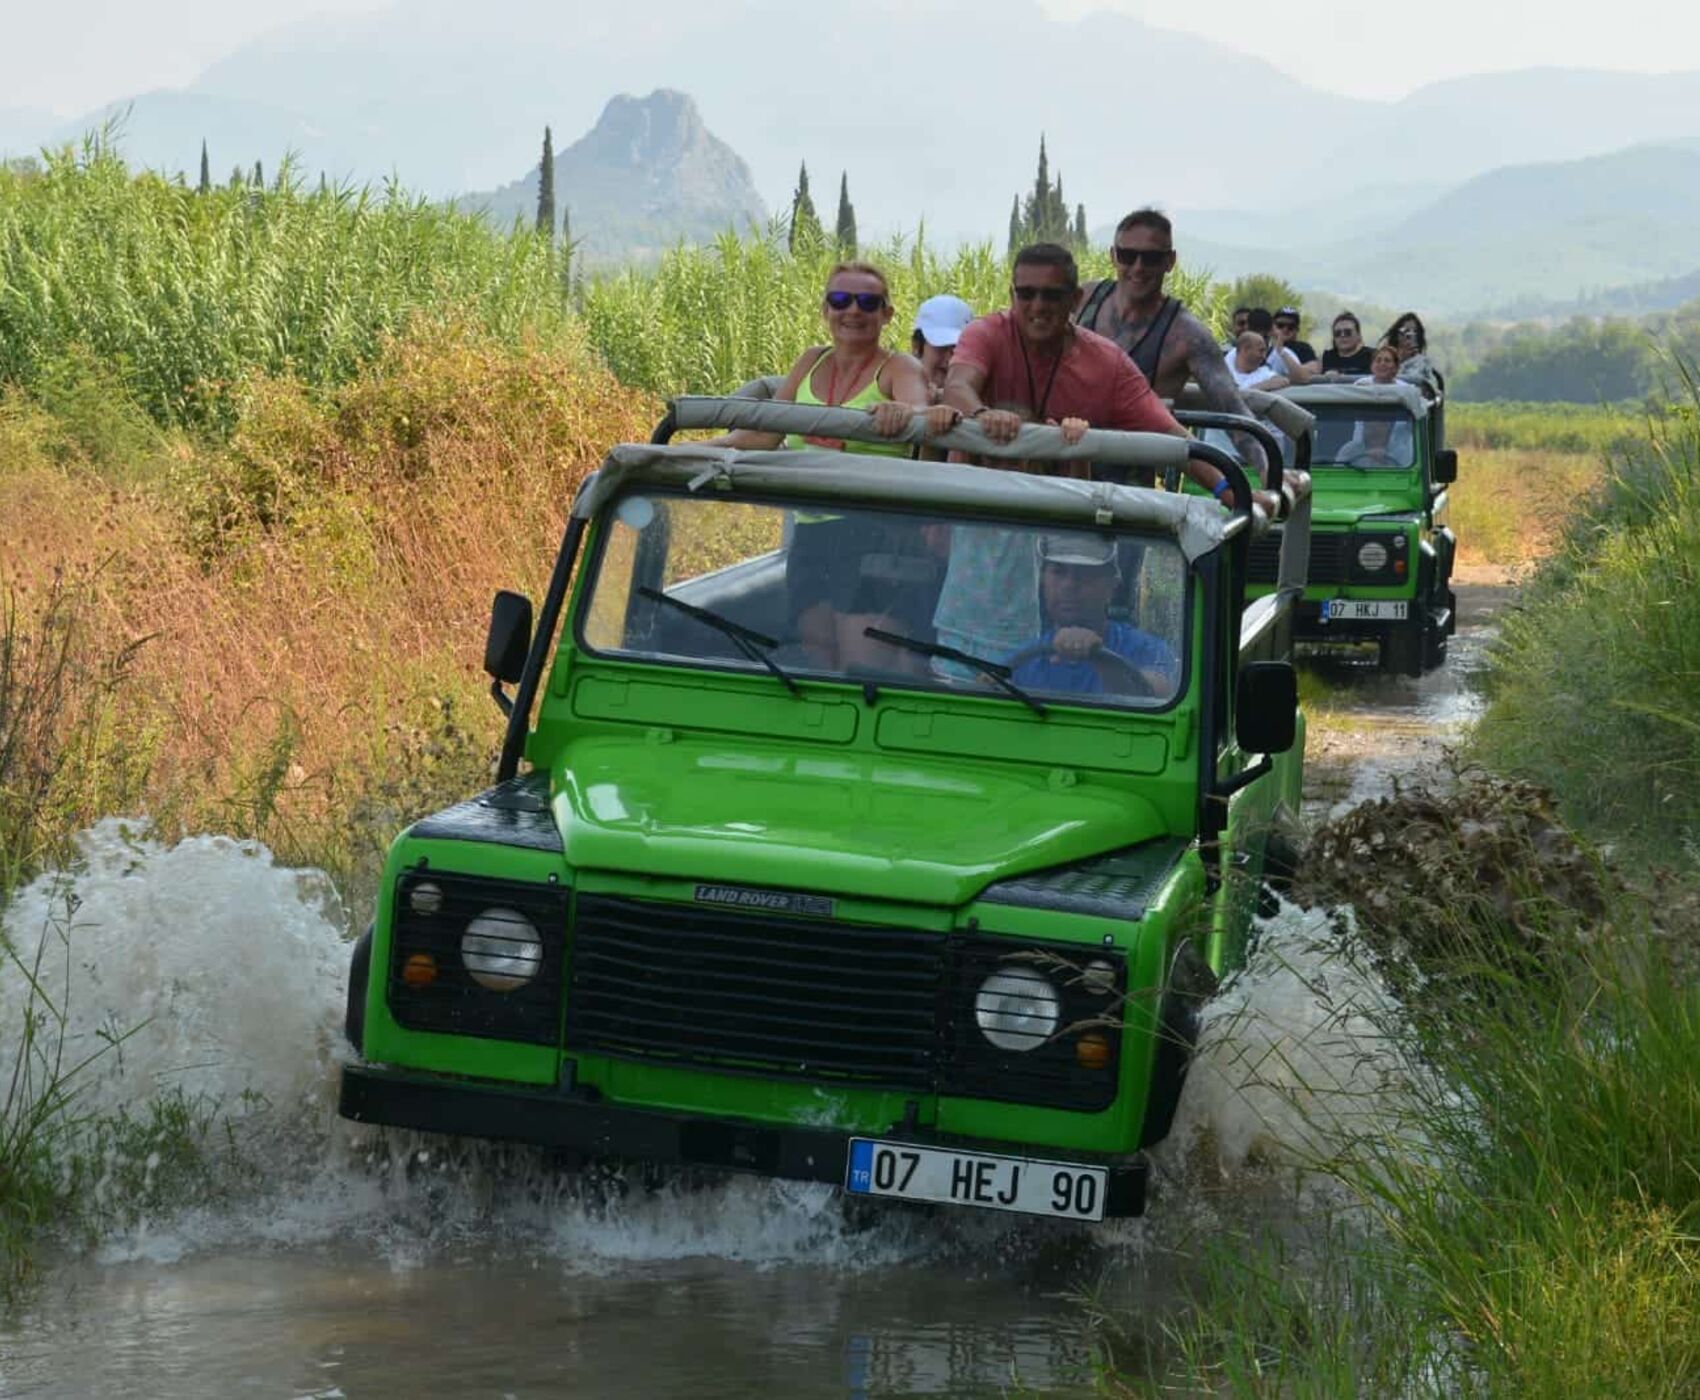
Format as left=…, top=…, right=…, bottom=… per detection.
left=1037, top=531, right=1119, bottom=568
left=913, top=294, right=975, bottom=348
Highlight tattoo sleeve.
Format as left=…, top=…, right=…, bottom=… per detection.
left=1179, top=316, right=1270, bottom=482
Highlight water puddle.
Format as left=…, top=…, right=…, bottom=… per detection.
left=0, top=584, right=1488, bottom=1398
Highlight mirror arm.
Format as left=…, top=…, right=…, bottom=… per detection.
left=1213, top=754, right=1272, bottom=800
left=490, top=678, right=514, bottom=718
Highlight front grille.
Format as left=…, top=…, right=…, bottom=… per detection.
left=567, top=893, right=946, bottom=1090
left=388, top=870, right=568, bottom=1045
left=566, top=893, right=1124, bottom=1111
left=1249, top=527, right=1346, bottom=586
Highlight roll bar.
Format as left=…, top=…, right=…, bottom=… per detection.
left=1167, top=410, right=1291, bottom=494
left=651, top=396, right=1254, bottom=524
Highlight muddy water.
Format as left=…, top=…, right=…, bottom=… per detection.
left=0, top=589, right=1510, bottom=1399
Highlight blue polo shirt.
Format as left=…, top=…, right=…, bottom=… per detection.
left=1009, top=621, right=1179, bottom=695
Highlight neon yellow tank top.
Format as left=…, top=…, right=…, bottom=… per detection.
left=786, top=349, right=911, bottom=459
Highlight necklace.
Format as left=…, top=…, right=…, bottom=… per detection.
left=804, top=347, right=884, bottom=450
left=1017, top=330, right=1066, bottom=423
left=824, top=347, right=882, bottom=406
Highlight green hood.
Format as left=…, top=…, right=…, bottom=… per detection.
left=1308, top=472, right=1421, bottom=525
left=552, top=734, right=1165, bottom=906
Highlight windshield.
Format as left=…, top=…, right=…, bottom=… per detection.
left=1310, top=405, right=1419, bottom=469
left=580, top=492, right=1188, bottom=711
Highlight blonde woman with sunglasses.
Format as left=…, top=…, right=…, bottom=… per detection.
left=714, top=262, right=954, bottom=452
left=708, top=263, right=955, bottom=669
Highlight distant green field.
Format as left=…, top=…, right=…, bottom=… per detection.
left=1448, top=401, right=1653, bottom=456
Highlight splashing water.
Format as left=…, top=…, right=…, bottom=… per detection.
left=2, top=822, right=1430, bottom=1276
left=1155, top=898, right=1429, bottom=1194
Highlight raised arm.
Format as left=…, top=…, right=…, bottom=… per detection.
left=1173, top=313, right=1272, bottom=484
left=705, top=348, right=821, bottom=449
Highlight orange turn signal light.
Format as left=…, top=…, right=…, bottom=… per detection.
left=1075, top=1032, right=1112, bottom=1070
left=402, top=952, right=438, bottom=987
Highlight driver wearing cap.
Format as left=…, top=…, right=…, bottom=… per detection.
left=1008, top=532, right=1179, bottom=698
left=911, top=294, right=975, bottom=404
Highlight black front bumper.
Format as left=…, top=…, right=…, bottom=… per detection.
left=339, top=1064, right=1149, bottom=1217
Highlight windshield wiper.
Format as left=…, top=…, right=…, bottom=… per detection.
left=638, top=586, right=801, bottom=697
left=862, top=626, right=1048, bottom=716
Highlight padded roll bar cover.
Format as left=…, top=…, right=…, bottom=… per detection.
left=667, top=396, right=1191, bottom=474
left=1169, top=383, right=1316, bottom=444
left=1240, top=390, right=1315, bottom=442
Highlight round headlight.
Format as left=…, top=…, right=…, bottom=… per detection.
left=974, top=968, right=1060, bottom=1052
left=1356, top=540, right=1390, bottom=572
left=461, top=907, right=543, bottom=992
left=409, top=880, right=444, bottom=916
left=1081, top=959, right=1119, bottom=995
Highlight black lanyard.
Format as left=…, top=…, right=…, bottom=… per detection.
left=1017, top=327, right=1067, bottom=423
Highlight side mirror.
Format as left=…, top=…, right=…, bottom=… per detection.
left=484, top=590, right=533, bottom=685
left=1433, top=448, right=1458, bottom=484
left=1235, top=661, right=1297, bottom=755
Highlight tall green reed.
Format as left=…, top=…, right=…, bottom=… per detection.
left=1471, top=374, right=1700, bottom=848
left=578, top=230, right=1224, bottom=397
left=0, top=137, right=572, bottom=433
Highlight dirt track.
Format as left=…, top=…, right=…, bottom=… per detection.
left=1303, top=582, right=1516, bottom=821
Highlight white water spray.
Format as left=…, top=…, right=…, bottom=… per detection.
left=2, top=824, right=1430, bottom=1271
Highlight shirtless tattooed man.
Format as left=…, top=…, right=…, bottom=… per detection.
left=1074, top=208, right=1271, bottom=482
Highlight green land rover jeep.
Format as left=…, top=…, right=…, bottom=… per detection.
left=1245, top=382, right=1458, bottom=675
left=337, top=397, right=1309, bottom=1220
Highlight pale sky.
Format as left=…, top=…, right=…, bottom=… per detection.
left=4, top=0, right=1699, bottom=114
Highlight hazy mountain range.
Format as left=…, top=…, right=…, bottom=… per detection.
left=5, top=0, right=1700, bottom=315
left=1181, top=142, right=1700, bottom=317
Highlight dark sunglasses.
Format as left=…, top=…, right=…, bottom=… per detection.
left=1012, top=285, right=1072, bottom=304
left=824, top=290, right=886, bottom=312
left=1274, top=320, right=1299, bottom=331
left=1112, top=246, right=1173, bottom=267
left=1332, top=326, right=1357, bottom=337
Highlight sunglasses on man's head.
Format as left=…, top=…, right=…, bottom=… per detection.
left=1012, top=284, right=1072, bottom=304
left=1112, top=246, right=1172, bottom=267
left=825, top=290, right=886, bottom=312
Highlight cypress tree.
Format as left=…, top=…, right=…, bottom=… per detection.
left=1074, top=203, right=1087, bottom=248
left=560, top=205, right=573, bottom=298
left=252, top=159, right=263, bottom=187
left=1032, top=137, right=1049, bottom=234
left=1008, top=195, right=1022, bottom=256
left=789, top=161, right=823, bottom=252
left=198, top=140, right=210, bottom=194
left=834, top=171, right=857, bottom=255
left=537, top=126, right=556, bottom=239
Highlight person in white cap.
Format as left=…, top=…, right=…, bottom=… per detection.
left=910, top=294, right=975, bottom=404
left=1007, top=531, right=1179, bottom=699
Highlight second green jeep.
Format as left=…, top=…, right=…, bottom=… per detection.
left=1247, top=382, right=1457, bottom=675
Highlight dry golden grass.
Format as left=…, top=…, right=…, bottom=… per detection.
left=1, top=322, right=657, bottom=889
left=1448, top=446, right=1604, bottom=569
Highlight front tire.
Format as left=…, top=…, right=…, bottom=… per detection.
left=345, top=925, right=373, bottom=1054
left=1381, top=627, right=1422, bottom=677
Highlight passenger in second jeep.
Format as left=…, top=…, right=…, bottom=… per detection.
left=1009, top=532, right=1179, bottom=700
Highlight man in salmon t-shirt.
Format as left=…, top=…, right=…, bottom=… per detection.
left=943, top=242, right=1235, bottom=501
left=929, top=243, right=1244, bottom=673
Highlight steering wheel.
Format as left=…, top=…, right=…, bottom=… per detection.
left=1004, top=640, right=1158, bottom=698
